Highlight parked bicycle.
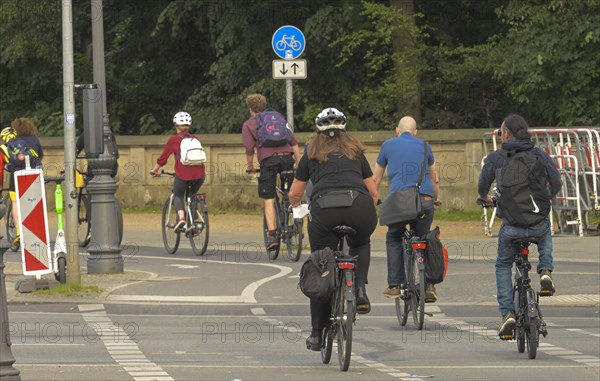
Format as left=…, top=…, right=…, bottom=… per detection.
left=250, top=168, right=303, bottom=261
left=395, top=230, right=430, bottom=330
left=477, top=197, right=549, bottom=359
left=320, top=225, right=358, bottom=372
left=155, top=171, right=209, bottom=256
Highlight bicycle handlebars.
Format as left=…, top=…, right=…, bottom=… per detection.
left=476, top=197, right=496, bottom=208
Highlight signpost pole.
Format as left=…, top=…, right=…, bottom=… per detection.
left=286, top=79, right=294, bottom=131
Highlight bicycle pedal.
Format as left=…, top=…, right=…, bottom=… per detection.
left=498, top=334, right=513, bottom=341
left=539, top=290, right=554, bottom=297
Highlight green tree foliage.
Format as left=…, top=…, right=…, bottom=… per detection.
left=1, top=0, right=598, bottom=136
left=487, top=0, right=600, bottom=125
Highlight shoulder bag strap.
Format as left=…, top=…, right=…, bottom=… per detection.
left=417, top=141, right=428, bottom=187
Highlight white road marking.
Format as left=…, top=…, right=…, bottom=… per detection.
left=566, top=328, right=600, bottom=338
left=79, top=304, right=174, bottom=381
left=107, top=256, right=292, bottom=304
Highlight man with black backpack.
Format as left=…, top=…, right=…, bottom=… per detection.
left=242, top=93, right=300, bottom=251
left=478, top=114, right=562, bottom=338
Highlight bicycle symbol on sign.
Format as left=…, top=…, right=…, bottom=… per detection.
left=275, top=34, right=303, bottom=52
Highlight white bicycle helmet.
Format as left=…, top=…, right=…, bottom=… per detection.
left=173, top=111, right=192, bottom=126
left=315, top=108, right=346, bottom=132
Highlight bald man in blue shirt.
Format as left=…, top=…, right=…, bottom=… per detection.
left=373, top=116, right=440, bottom=302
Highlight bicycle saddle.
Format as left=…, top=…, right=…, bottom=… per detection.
left=333, top=225, right=356, bottom=237
left=511, top=237, right=539, bottom=245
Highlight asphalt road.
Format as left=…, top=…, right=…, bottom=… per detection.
left=5, top=233, right=600, bottom=381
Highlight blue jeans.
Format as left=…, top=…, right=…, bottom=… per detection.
left=496, top=217, right=554, bottom=315
left=386, top=198, right=435, bottom=287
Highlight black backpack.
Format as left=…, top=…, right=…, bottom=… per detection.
left=497, top=149, right=551, bottom=226
left=6, top=137, right=41, bottom=171
left=298, top=247, right=336, bottom=303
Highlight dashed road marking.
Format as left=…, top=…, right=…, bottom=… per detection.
left=79, top=304, right=175, bottom=381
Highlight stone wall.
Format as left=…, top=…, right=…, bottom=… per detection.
left=38, top=129, right=491, bottom=211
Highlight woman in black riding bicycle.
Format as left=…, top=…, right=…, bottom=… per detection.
left=289, top=107, right=378, bottom=351
left=150, top=112, right=206, bottom=232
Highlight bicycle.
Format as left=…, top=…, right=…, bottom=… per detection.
left=0, top=188, right=16, bottom=245
left=477, top=197, right=549, bottom=359
left=251, top=168, right=303, bottom=262
left=320, top=225, right=358, bottom=372
left=45, top=176, right=67, bottom=284
left=155, top=171, right=209, bottom=256
left=395, top=230, right=429, bottom=330
left=75, top=169, right=91, bottom=247
left=74, top=168, right=123, bottom=248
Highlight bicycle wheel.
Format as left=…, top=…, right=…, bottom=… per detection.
left=263, top=213, right=281, bottom=260
left=516, top=318, right=525, bottom=353
left=5, top=200, right=16, bottom=243
left=320, top=325, right=333, bottom=364
left=527, top=318, right=539, bottom=359
left=410, top=257, right=426, bottom=330
left=190, top=204, right=209, bottom=256
left=284, top=213, right=303, bottom=262
left=337, top=273, right=354, bottom=372
left=161, top=197, right=180, bottom=254
left=395, top=296, right=409, bottom=327
left=56, top=255, right=66, bottom=284
left=77, top=192, right=91, bottom=247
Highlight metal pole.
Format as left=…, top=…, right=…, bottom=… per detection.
left=88, top=0, right=123, bottom=273
left=285, top=79, right=294, bottom=131
left=62, top=0, right=81, bottom=284
left=0, top=243, right=21, bottom=380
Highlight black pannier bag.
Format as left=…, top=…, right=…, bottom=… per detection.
left=424, top=226, right=448, bottom=284
left=298, top=247, right=337, bottom=303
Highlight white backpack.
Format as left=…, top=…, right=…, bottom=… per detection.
left=178, top=134, right=206, bottom=165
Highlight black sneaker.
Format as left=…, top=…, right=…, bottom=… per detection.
left=498, top=311, right=516, bottom=340
left=356, top=285, right=371, bottom=314
left=266, top=233, right=279, bottom=251
left=305, top=333, right=321, bottom=351
left=540, top=269, right=555, bottom=296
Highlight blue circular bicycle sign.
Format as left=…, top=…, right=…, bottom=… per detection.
left=272, top=25, right=305, bottom=59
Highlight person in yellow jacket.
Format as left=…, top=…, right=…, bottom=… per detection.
left=0, top=118, right=44, bottom=251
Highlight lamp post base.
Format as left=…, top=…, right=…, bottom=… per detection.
left=0, top=244, right=21, bottom=380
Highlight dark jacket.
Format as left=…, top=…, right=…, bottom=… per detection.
left=478, top=139, right=562, bottom=216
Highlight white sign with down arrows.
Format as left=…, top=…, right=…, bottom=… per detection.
left=272, top=59, right=307, bottom=80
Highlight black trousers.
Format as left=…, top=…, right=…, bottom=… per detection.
left=308, top=192, right=377, bottom=330
left=172, top=176, right=204, bottom=213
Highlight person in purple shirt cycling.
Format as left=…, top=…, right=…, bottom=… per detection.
left=241, top=94, right=301, bottom=251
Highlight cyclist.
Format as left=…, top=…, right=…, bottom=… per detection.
left=478, top=114, right=562, bottom=337
left=0, top=127, right=16, bottom=187
left=289, top=107, right=378, bottom=351
left=150, top=112, right=205, bottom=232
left=242, top=93, right=300, bottom=251
left=0, top=118, right=44, bottom=251
left=372, top=116, right=440, bottom=302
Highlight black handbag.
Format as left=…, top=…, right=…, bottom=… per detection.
left=379, top=142, right=428, bottom=226
left=314, top=190, right=356, bottom=209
